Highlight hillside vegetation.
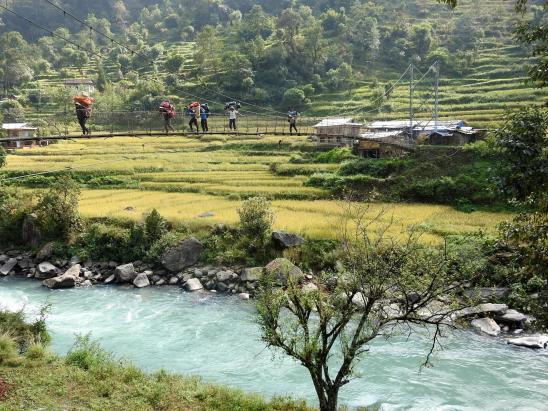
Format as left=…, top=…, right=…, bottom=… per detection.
left=0, top=0, right=546, bottom=129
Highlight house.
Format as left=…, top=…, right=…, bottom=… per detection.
left=312, top=118, right=363, bottom=147
left=365, top=119, right=482, bottom=145
left=1, top=123, right=38, bottom=149
left=64, top=78, right=95, bottom=94
left=356, top=131, right=407, bottom=158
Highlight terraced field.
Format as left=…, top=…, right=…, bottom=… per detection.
left=2, top=134, right=512, bottom=242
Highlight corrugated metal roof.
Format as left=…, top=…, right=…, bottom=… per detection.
left=314, top=118, right=362, bottom=127
left=360, top=131, right=404, bottom=139
left=367, top=120, right=465, bottom=129
left=2, top=123, right=37, bottom=130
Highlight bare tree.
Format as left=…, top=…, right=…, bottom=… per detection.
left=256, top=204, right=474, bottom=411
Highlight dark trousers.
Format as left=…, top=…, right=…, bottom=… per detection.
left=77, top=115, right=89, bottom=135
left=164, top=116, right=174, bottom=133
left=290, top=123, right=297, bottom=133
left=229, top=119, right=237, bottom=130
left=189, top=118, right=198, bottom=131
left=201, top=119, right=208, bottom=132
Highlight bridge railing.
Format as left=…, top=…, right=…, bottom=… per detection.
left=31, top=110, right=328, bottom=137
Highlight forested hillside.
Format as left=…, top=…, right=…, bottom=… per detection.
left=0, top=0, right=546, bottom=128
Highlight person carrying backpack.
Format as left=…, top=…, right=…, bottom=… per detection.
left=159, top=100, right=176, bottom=134
left=288, top=108, right=298, bottom=134
left=187, top=105, right=199, bottom=132
left=74, top=92, right=95, bottom=135
left=200, top=105, right=209, bottom=132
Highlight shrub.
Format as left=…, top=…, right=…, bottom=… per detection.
left=66, top=334, right=114, bottom=372
left=78, top=223, right=132, bottom=261
left=35, top=174, right=82, bottom=241
left=0, top=308, right=50, bottom=352
left=145, top=231, right=180, bottom=263
left=0, top=334, right=19, bottom=365
left=24, top=342, right=49, bottom=362
left=0, top=188, right=35, bottom=245
left=238, top=197, right=274, bottom=244
left=144, top=209, right=168, bottom=247
left=314, top=148, right=354, bottom=164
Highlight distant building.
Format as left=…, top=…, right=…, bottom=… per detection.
left=365, top=119, right=483, bottom=145
left=64, top=78, right=95, bottom=94
left=312, top=118, right=363, bottom=146
left=1, top=123, right=38, bottom=149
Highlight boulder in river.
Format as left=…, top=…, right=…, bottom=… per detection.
left=35, top=262, right=58, bottom=279
left=184, top=278, right=203, bottom=292
left=464, top=287, right=510, bottom=302
left=63, top=264, right=81, bottom=279
left=133, top=273, right=150, bottom=288
left=496, top=309, right=529, bottom=326
left=272, top=231, right=305, bottom=248
left=162, top=237, right=204, bottom=272
left=454, top=303, right=508, bottom=319
left=507, top=335, right=548, bottom=349
left=471, top=318, right=501, bottom=336
left=115, top=263, right=137, bottom=283
left=264, top=258, right=303, bottom=285
left=0, top=258, right=18, bottom=276
left=42, top=275, right=77, bottom=289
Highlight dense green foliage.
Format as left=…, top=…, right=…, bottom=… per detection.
left=493, top=107, right=548, bottom=201
left=305, top=145, right=501, bottom=208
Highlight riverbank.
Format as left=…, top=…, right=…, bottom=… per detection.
left=0, top=305, right=311, bottom=411
left=1, top=277, right=547, bottom=410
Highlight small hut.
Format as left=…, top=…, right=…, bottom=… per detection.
left=1, top=123, right=38, bottom=149
left=312, top=118, right=363, bottom=147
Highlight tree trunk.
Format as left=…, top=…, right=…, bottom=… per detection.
left=309, top=369, right=340, bottom=411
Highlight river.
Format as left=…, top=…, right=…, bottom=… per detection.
left=0, top=277, right=546, bottom=410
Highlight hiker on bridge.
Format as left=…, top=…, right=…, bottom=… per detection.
left=73, top=92, right=95, bottom=135
left=159, top=100, right=176, bottom=134
left=187, top=102, right=200, bottom=132
left=227, top=106, right=241, bottom=131
left=288, top=108, right=298, bottom=134
left=200, top=104, right=209, bottom=132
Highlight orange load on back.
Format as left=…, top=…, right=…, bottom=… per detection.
left=74, top=96, right=95, bottom=107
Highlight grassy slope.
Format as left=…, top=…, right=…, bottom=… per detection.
left=0, top=357, right=311, bottom=411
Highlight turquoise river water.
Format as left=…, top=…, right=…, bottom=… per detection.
left=0, top=277, right=547, bottom=410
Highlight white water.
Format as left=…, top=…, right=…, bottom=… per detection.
left=1, top=277, right=547, bottom=410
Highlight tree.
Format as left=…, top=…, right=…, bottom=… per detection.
left=494, top=107, right=548, bottom=201
left=257, top=205, right=474, bottom=411
left=96, top=64, right=108, bottom=92
left=35, top=174, right=82, bottom=242
left=238, top=196, right=274, bottom=247
left=0, top=146, right=5, bottom=169
left=282, top=88, right=308, bottom=109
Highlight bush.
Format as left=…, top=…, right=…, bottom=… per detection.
left=314, top=148, right=354, bottom=164
left=0, top=308, right=50, bottom=352
left=66, top=334, right=114, bottom=372
left=144, top=209, right=168, bottom=247
left=0, top=188, right=35, bottom=245
left=24, top=342, right=49, bottom=362
left=35, top=174, right=82, bottom=241
left=0, top=334, right=19, bottom=365
left=145, top=231, right=180, bottom=263
left=78, top=223, right=132, bottom=261
left=238, top=197, right=274, bottom=244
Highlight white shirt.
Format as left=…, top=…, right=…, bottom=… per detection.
left=229, top=110, right=238, bottom=119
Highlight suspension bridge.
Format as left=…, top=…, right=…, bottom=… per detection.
left=0, top=2, right=445, bottom=154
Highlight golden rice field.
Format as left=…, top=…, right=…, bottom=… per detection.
left=3, top=135, right=512, bottom=242
left=77, top=189, right=510, bottom=243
